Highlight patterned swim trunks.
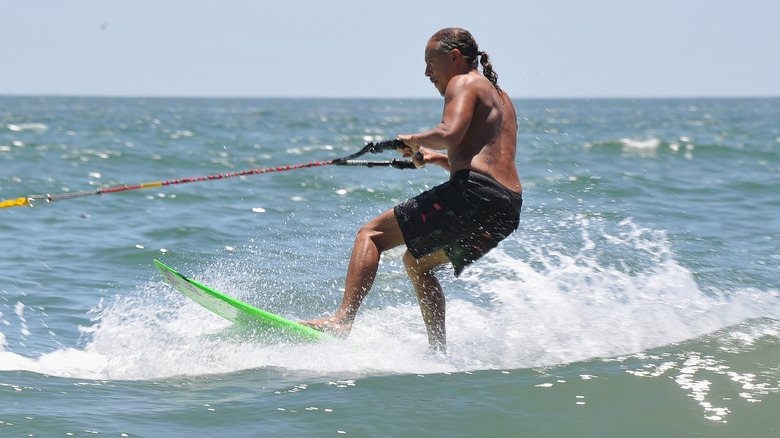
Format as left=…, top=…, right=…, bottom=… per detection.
left=394, top=169, right=523, bottom=276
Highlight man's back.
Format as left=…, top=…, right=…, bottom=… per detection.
left=447, top=72, right=522, bottom=194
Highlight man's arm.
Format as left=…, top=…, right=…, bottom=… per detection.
left=399, top=147, right=450, bottom=171
left=397, top=75, right=477, bottom=152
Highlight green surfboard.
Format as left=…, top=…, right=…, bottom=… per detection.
left=154, top=260, right=335, bottom=342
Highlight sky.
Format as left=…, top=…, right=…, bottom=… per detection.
left=1, top=0, right=778, bottom=99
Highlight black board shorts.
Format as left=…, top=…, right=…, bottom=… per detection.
left=394, top=169, right=523, bottom=276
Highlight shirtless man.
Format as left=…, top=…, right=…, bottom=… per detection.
left=302, top=28, right=523, bottom=353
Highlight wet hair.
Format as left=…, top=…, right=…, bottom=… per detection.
left=430, top=27, right=500, bottom=90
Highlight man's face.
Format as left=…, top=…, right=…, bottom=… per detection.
left=424, top=40, right=455, bottom=96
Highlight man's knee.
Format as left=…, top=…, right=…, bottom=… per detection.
left=355, top=223, right=376, bottom=240
left=355, top=211, right=405, bottom=253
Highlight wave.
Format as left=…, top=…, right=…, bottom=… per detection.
left=6, top=122, right=48, bottom=132
left=2, top=215, right=777, bottom=381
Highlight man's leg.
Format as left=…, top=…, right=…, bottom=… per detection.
left=403, top=249, right=450, bottom=353
left=301, top=208, right=405, bottom=335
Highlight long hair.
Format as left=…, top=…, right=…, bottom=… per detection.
left=430, top=27, right=500, bottom=90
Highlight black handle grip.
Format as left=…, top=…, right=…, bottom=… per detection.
left=369, top=139, right=405, bottom=153
left=390, top=159, right=418, bottom=170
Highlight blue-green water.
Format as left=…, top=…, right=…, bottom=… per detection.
left=1, top=96, right=779, bottom=437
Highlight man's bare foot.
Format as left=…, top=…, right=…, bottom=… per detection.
left=299, top=316, right=353, bottom=339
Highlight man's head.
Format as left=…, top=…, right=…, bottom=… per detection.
left=424, top=27, right=499, bottom=95
left=430, top=28, right=481, bottom=69
left=424, top=28, right=478, bottom=96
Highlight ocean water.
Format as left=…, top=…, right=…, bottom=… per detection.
left=1, top=96, right=779, bottom=437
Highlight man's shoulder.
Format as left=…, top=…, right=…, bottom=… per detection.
left=449, top=71, right=491, bottom=88
left=446, top=72, right=496, bottom=101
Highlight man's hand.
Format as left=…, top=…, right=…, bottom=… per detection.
left=396, top=134, right=423, bottom=167
left=396, top=134, right=419, bottom=154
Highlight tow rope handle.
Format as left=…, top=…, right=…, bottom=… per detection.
left=0, top=139, right=418, bottom=209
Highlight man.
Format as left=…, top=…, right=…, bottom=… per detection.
left=302, top=28, right=523, bottom=353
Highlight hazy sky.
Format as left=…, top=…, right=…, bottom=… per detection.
left=1, top=0, right=778, bottom=99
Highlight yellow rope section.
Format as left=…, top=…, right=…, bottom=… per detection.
left=0, top=197, right=30, bottom=209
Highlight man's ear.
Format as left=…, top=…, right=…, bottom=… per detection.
left=450, top=48, right=462, bottom=62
